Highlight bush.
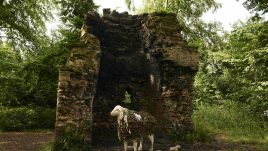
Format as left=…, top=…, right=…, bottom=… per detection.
left=173, top=126, right=214, bottom=143
left=38, top=143, right=53, bottom=151
left=0, top=106, right=55, bottom=131
left=173, top=116, right=214, bottom=143
left=52, top=125, right=91, bottom=151
left=193, top=101, right=268, bottom=149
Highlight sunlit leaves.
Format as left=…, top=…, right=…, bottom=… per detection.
left=0, top=0, right=54, bottom=53
left=127, top=0, right=223, bottom=48
left=195, top=19, right=268, bottom=116
left=125, top=0, right=135, bottom=11
left=140, top=0, right=220, bottom=17
left=228, top=20, right=268, bottom=52
left=55, top=0, right=97, bottom=29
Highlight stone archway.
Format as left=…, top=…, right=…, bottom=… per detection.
left=55, top=9, right=198, bottom=148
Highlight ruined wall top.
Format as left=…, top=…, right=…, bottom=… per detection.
left=81, top=9, right=198, bottom=70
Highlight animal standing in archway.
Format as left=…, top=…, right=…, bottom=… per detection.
left=110, top=105, right=157, bottom=151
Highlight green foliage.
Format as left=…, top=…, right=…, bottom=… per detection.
left=193, top=102, right=268, bottom=149
left=243, top=0, right=268, bottom=15
left=0, top=0, right=99, bottom=135
left=195, top=20, right=268, bottom=117
left=52, top=126, right=91, bottom=151
left=0, top=43, right=24, bottom=106
left=126, top=0, right=224, bottom=47
left=19, top=34, right=71, bottom=107
left=123, top=91, right=132, bottom=104
left=24, top=0, right=99, bottom=107
left=0, top=0, right=98, bottom=109
left=0, top=107, right=55, bottom=131
left=55, top=0, right=97, bottom=29
left=38, top=143, right=53, bottom=151
left=139, top=0, right=220, bottom=17
left=125, top=0, right=135, bottom=11
left=0, top=0, right=53, bottom=52
left=172, top=124, right=213, bottom=143
left=0, top=36, right=69, bottom=107
left=228, top=20, right=268, bottom=51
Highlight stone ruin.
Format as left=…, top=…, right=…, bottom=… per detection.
left=55, top=9, right=198, bottom=148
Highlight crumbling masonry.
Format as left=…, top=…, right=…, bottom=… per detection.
left=55, top=10, right=198, bottom=147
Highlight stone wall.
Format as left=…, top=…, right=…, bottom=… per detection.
left=55, top=9, right=198, bottom=148
left=141, top=13, right=198, bottom=136
left=55, top=36, right=100, bottom=145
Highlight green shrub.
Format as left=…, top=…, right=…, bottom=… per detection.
left=38, top=143, right=53, bottom=151
left=0, top=106, right=55, bottom=131
left=52, top=125, right=91, bottom=151
left=172, top=122, right=213, bottom=143
left=193, top=101, right=268, bottom=149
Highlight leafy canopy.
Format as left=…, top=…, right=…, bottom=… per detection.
left=0, top=0, right=54, bottom=52
left=0, top=0, right=98, bottom=107
left=195, top=19, right=268, bottom=116
left=125, top=0, right=223, bottom=48
left=0, top=43, right=23, bottom=106
left=243, top=0, right=268, bottom=15
left=56, top=0, right=97, bottom=29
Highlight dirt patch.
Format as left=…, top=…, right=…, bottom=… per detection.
left=92, top=142, right=259, bottom=151
left=0, top=132, right=54, bottom=151
left=92, top=138, right=260, bottom=151
left=0, top=132, right=261, bottom=151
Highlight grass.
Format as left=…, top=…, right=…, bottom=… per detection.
left=37, top=143, right=53, bottom=151
left=193, top=101, right=268, bottom=150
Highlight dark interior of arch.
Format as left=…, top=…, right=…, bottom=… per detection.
left=55, top=9, right=199, bottom=148
left=91, top=11, right=159, bottom=145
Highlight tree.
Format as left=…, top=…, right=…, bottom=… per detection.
left=0, top=43, right=23, bottom=106
left=243, top=0, right=268, bottom=15
left=19, top=41, right=68, bottom=107
left=195, top=19, right=268, bottom=117
left=56, top=0, right=97, bottom=29
left=125, top=0, right=135, bottom=11
left=0, top=0, right=54, bottom=53
left=125, top=0, right=223, bottom=48
left=16, top=0, right=99, bottom=107
left=0, top=0, right=98, bottom=107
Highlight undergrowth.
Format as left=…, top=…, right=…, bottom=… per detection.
left=52, top=125, right=91, bottom=151
left=0, top=106, right=55, bottom=131
left=193, top=101, right=268, bottom=150
left=38, top=143, right=53, bottom=151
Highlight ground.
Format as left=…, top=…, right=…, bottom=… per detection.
left=93, top=139, right=259, bottom=151
left=0, top=132, right=54, bottom=151
left=0, top=132, right=261, bottom=151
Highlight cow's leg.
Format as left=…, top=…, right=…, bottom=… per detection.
left=133, top=140, right=138, bottom=151
left=124, top=141, right=128, bottom=151
left=148, top=134, right=154, bottom=151
left=138, top=137, right=143, bottom=151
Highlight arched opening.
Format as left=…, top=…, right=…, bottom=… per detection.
left=55, top=10, right=198, bottom=149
